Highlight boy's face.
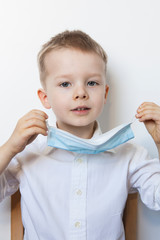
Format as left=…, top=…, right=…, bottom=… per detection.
left=38, top=48, right=109, bottom=131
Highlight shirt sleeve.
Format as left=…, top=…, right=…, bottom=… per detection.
left=128, top=145, right=160, bottom=211
left=0, top=157, right=20, bottom=202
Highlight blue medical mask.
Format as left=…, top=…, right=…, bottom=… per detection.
left=47, top=122, right=134, bottom=154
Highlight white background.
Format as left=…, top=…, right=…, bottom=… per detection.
left=0, top=0, right=160, bottom=239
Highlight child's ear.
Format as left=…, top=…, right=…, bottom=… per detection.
left=104, top=85, right=109, bottom=104
left=37, top=88, right=51, bottom=109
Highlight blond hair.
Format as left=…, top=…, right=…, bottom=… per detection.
left=37, top=30, right=107, bottom=85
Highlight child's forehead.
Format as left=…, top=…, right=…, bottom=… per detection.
left=43, top=48, right=106, bottom=85
left=44, top=47, right=106, bottom=70
left=46, top=47, right=98, bottom=59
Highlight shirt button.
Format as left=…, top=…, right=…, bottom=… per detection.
left=75, top=221, right=81, bottom=228
left=76, top=189, right=82, bottom=196
left=77, top=158, right=82, bottom=163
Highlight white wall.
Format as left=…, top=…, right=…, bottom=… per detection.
left=0, top=0, right=160, bottom=239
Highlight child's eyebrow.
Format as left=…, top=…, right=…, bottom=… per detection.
left=88, top=73, right=103, bottom=78
left=55, top=73, right=103, bottom=80
left=54, top=74, right=73, bottom=80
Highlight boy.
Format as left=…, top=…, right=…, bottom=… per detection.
left=0, top=30, right=160, bottom=240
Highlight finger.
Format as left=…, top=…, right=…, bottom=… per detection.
left=21, top=115, right=47, bottom=127
left=137, top=108, right=157, bottom=116
left=136, top=111, right=160, bottom=122
left=137, top=106, right=160, bottom=120
left=23, top=118, right=48, bottom=131
left=24, top=110, right=48, bottom=121
left=24, top=126, right=48, bottom=138
left=137, top=102, right=159, bottom=112
left=137, top=103, right=160, bottom=114
left=139, top=102, right=157, bottom=107
left=30, top=109, right=48, bottom=118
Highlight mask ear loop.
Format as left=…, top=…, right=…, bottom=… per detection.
left=46, top=120, right=50, bottom=131
left=131, top=116, right=137, bottom=124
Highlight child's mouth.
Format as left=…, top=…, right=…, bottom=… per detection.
left=71, top=106, right=91, bottom=114
left=73, top=107, right=90, bottom=111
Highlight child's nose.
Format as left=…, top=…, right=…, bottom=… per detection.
left=73, top=86, right=89, bottom=100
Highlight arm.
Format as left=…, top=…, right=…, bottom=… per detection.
left=0, top=109, right=48, bottom=174
left=128, top=144, right=160, bottom=211
left=136, top=102, right=160, bottom=158
left=0, top=141, right=17, bottom=175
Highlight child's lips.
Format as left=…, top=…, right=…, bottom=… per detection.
left=71, top=106, right=91, bottom=115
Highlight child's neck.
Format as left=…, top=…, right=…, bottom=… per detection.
left=56, top=121, right=96, bottom=139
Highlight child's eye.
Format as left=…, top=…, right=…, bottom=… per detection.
left=60, top=82, right=71, bottom=87
left=88, top=81, right=98, bottom=86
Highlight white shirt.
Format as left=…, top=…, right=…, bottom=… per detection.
left=0, top=123, right=160, bottom=240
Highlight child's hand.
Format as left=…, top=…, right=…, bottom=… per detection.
left=136, top=102, right=160, bottom=145
left=7, top=110, right=48, bottom=155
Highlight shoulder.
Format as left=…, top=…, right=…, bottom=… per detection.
left=16, top=134, right=51, bottom=160
left=28, top=134, right=48, bottom=153
left=113, top=142, right=150, bottom=162
left=7, top=135, right=52, bottom=177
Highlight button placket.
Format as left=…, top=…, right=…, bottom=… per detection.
left=69, top=155, right=88, bottom=240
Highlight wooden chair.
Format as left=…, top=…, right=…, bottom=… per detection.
left=11, top=191, right=23, bottom=240
left=11, top=191, right=138, bottom=240
left=123, top=193, right=138, bottom=240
